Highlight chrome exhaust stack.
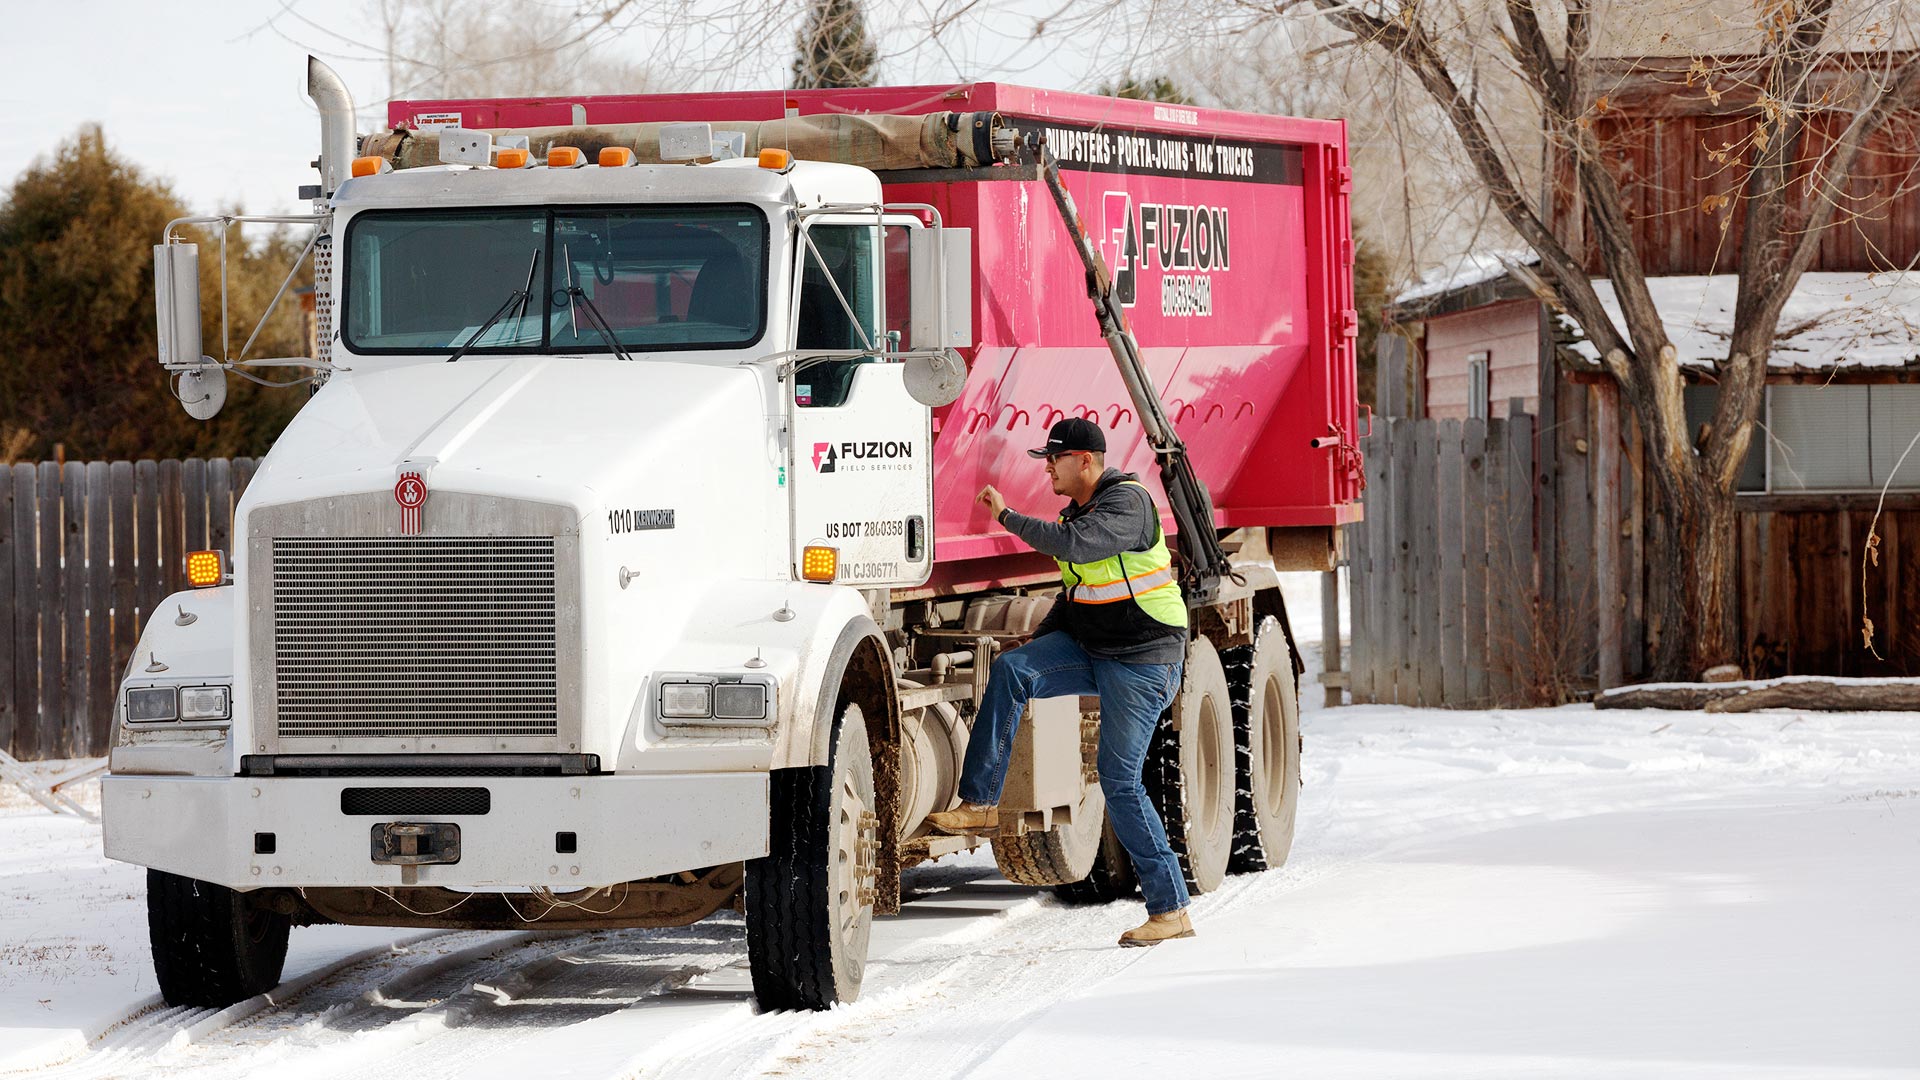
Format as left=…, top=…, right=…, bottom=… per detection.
left=307, top=55, right=355, bottom=197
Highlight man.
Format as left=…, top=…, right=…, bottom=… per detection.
left=926, top=417, right=1195, bottom=946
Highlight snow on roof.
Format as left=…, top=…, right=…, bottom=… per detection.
left=1561, top=272, right=1920, bottom=370
left=1395, top=248, right=1539, bottom=304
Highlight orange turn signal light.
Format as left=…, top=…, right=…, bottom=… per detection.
left=186, top=549, right=228, bottom=588
left=757, top=148, right=793, bottom=171
left=497, top=147, right=530, bottom=169
left=801, top=545, right=837, bottom=582
left=548, top=146, right=584, bottom=168
left=598, top=146, right=634, bottom=167
left=350, top=155, right=386, bottom=178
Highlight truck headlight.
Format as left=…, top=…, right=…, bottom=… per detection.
left=656, top=674, right=775, bottom=727
left=713, top=683, right=768, bottom=721
left=660, top=682, right=714, bottom=719
left=179, top=685, right=231, bottom=721
left=126, top=686, right=178, bottom=723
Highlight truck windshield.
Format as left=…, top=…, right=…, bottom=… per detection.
left=343, top=205, right=768, bottom=354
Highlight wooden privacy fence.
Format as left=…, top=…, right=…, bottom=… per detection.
left=3, top=458, right=256, bottom=760
left=1345, top=414, right=1544, bottom=707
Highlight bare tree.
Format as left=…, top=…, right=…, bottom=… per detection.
left=371, top=0, right=657, bottom=101
left=1263, top=0, right=1920, bottom=678
left=1161, top=18, right=1527, bottom=296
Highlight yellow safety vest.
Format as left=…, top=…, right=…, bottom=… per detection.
left=1055, top=481, right=1189, bottom=630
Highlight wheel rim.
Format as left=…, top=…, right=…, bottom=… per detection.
left=1260, top=674, right=1288, bottom=818
left=833, top=770, right=877, bottom=943
left=1196, top=694, right=1226, bottom=838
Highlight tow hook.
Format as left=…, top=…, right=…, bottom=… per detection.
left=371, top=821, right=462, bottom=885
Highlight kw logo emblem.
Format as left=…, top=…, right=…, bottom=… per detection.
left=812, top=442, right=838, bottom=473
left=394, top=472, right=427, bottom=535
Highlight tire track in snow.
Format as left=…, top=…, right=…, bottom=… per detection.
left=25, top=929, right=591, bottom=1080
left=636, top=856, right=1347, bottom=1080
left=278, top=921, right=751, bottom=1080
left=6, top=931, right=454, bottom=1078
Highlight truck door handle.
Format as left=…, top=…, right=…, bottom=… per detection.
left=906, top=515, right=925, bottom=561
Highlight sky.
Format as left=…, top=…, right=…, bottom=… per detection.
left=0, top=0, right=1116, bottom=218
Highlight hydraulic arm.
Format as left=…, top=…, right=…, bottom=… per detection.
left=1031, top=134, right=1236, bottom=606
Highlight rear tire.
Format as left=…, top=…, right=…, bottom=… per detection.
left=147, top=869, right=291, bottom=1008
left=746, top=703, right=877, bottom=1011
left=1230, top=618, right=1302, bottom=873
left=994, top=707, right=1106, bottom=886
left=1147, top=636, right=1235, bottom=894
left=1052, top=818, right=1138, bottom=904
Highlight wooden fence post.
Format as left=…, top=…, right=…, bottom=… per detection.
left=34, top=461, right=63, bottom=759
left=1347, top=520, right=1371, bottom=704
left=8, top=465, right=36, bottom=758
left=135, top=460, right=164, bottom=640
left=1485, top=417, right=1513, bottom=704
left=63, top=461, right=89, bottom=757
left=1594, top=383, right=1623, bottom=689
left=0, top=468, right=16, bottom=755
left=109, top=461, right=137, bottom=739
left=86, top=461, right=114, bottom=754
left=1365, top=420, right=1396, bottom=703
left=1462, top=418, right=1490, bottom=706
left=1320, top=569, right=1343, bottom=707
left=1505, top=408, right=1538, bottom=704
left=1437, top=420, right=1466, bottom=705
left=1390, top=419, right=1417, bottom=704
left=1414, top=422, right=1444, bottom=706
left=159, top=459, right=184, bottom=597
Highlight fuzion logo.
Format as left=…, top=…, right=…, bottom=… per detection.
left=811, top=440, right=914, bottom=472
left=1101, top=191, right=1232, bottom=317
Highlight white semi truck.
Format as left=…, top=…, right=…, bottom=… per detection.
left=105, top=59, right=1356, bottom=1011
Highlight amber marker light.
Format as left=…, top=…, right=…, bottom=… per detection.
left=598, top=147, right=634, bottom=167
left=757, top=148, right=793, bottom=171
left=497, top=147, right=530, bottom=169
left=801, top=545, right=837, bottom=582
left=548, top=146, right=585, bottom=168
left=350, top=156, right=386, bottom=178
left=186, top=549, right=228, bottom=588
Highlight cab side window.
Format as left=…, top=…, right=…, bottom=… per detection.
left=794, top=224, right=880, bottom=408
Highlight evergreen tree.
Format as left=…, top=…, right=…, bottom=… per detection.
left=0, top=127, right=307, bottom=460
left=1095, top=75, right=1194, bottom=105
left=790, top=0, right=878, bottom=89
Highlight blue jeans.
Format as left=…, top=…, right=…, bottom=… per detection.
left=959, top=632, right=1191, bottom=916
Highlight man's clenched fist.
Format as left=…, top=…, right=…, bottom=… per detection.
left=977, top=484, right=1007, bottom=521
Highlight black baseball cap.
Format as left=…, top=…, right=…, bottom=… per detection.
left=1027, top=417, right=1107, bottom=458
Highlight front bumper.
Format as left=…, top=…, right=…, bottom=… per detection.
left=101, top=772, right=768, bottom=890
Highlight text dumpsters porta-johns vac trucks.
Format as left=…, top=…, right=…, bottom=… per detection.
left=109, top=58, right=1364, bottom=1011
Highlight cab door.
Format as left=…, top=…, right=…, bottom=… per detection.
left=788, top=216, right=934, bottom=588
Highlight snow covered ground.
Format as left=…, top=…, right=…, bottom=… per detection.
left=3, top=587, right=1916, bottom=1078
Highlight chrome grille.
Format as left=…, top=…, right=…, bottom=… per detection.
left=273, top=537, right=559, bottom=740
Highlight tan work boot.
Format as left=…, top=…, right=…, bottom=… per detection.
left=1119, top=908, right=1196, bottom=947
left=926, top=801, right=999, bottom=835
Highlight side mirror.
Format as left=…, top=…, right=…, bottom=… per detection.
left=153, top=242, right=227, bottom=419
left=904, top=349, right=966, bottom=407
left=909, top=226, right=972, bottom=350
left=153, top=243, right=202, bottom=370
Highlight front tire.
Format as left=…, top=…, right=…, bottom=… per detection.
left=147, top=869, right=291, bottom=1008
left=745, top=703, right=877, bottom=1011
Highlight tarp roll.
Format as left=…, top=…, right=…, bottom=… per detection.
left=362, top=112, right=1013, bottom=172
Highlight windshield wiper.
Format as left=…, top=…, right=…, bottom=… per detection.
left=565, top=285, right=636, bottom=362
left=446, top=248, right=540, bottom=363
